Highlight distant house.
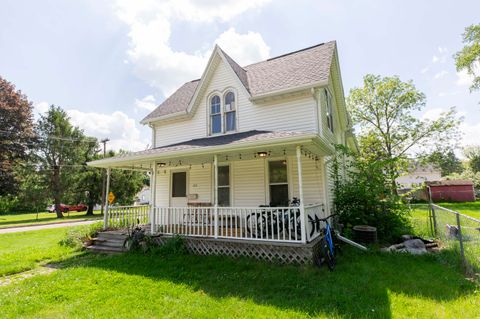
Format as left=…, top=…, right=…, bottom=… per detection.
left=426, top=180, right=475, bottom=202
left=134, top=187, right=150, bottom=205
left=397, top=163, right=441, bottom=191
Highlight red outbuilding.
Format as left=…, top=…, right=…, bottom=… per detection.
left=426, top=180, right=476, bottom=202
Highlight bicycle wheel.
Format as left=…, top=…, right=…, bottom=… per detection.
left=314, top=237, right=336, bottom=271
left=246, top=213, right=267, bottom=238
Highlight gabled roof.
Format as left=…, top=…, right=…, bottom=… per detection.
left=141, top=41, right=337, bottom=124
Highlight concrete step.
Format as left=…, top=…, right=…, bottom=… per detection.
left=93, top=239, right=125, bottom=248
left=97, top=232, right=128, bottom=240
left=86, top=244, right=126, bottom=254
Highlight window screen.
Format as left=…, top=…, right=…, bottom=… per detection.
left=172, top=172, right=186, bottom=197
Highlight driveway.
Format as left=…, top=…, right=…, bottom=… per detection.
left=0, top=220, right=100, bottom=234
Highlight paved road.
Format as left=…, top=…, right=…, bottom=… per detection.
left=0, top=220, right=100, bottom=234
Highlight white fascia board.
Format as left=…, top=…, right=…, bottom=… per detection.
left=87, top=133, right=318, bottom=168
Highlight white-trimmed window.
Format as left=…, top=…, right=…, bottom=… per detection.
left=217, top=165, right=230, bottom=206
left=224, top=91, right=236, bottom=132
left=209, top=91, right=237, bottom=135
left=325, top=89, right=334, bottom=133
left=210, top=95, right=221, bottom=134
left=268, top=160, right=289, bottom=207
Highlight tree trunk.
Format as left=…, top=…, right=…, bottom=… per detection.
left=85, top=201, right=95, bottom=215
left=53, top=167, right=64, bottom=218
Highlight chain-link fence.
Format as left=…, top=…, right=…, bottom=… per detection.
left=410, top=203, right=480, bottom=276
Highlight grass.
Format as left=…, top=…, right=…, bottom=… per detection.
left=0, top=227, right=84, bottom=277
left=0, top=247, right=478, bottom=318
left=433, top=201, right=480, bottom=219
left=0, top=210, right=101, bottom=229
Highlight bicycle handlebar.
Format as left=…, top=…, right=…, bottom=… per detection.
left=316, top=213, right=338, bottom=222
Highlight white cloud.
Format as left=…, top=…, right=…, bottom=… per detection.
left=434, top=70, right=448, bottom=79
left=215, top=28, right=270, bottom=65
left=114, top=0, right=271, bottom=96
left=432, top=55, right=439, bottom=63
left=421, top=107, right=446, bottom=121
left=455, top=62, right=480, bottom=87
left=420, top=66, right=429, bottom=74
left=460, top=122, right=480, bottom=148
left=438, top=46, right=448, bottom=54
left=67, top=109, right=147, bottom=151
left=33, top=101, right=49, bottom=118
left=135, top=94, right=157, bottom=112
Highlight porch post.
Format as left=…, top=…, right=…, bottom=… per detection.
left=103, top=167, right=111, bottom=230
left=150, top=162, right=156, bottom=234
left=296, top=146, right=307, bottom=243
left=213, top=154, right=218, bottom=238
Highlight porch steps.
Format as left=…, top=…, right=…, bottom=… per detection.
left=86, top=231, right=128, bottom=254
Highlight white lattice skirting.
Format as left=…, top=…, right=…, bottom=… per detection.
left=154, top=236, right=324, bottom=265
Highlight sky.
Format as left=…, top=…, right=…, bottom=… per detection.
left=0, top=0, right=479, bottom=154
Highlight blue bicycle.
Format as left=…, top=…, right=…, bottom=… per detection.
left=313, top=214, right=338, bottom=271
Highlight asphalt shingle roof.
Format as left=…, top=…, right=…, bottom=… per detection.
left=142, top=41, right=336, bottom=122
left=111, top=130, right=310, bottom=159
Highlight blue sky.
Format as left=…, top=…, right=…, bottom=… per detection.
left=1, top=0, right=479, bottom=153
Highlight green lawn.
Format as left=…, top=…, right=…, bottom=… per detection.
left=433, top=201, right=480, bottom=219
left=0, top=229, right=478, bottom=318
left=0, top=227, right=82, bottom=277
left=0, top=210, right=101, bottom=229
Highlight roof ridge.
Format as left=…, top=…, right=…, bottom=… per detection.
left=243, top=41, right=334, bottom=68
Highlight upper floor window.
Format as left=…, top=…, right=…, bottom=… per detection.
left=325, top=89, right=334, bottom=133
left=210, top=95, right=221, bottom=134
left=224, top=92, right=236, bottom=132
left=209, top=91, right=237, bottom=135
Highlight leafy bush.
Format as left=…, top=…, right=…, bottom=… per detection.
left=331, top=145, right=411, bottom=243
left=59, top=222, right=103, bottom=249
left=0, top=196, right=19, bottom=213
left=156, top=235, right=187, bottom=256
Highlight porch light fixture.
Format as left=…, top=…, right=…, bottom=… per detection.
left=158, top=162, right=166, bottom=168
left=257, top=151, right=268, bottom=158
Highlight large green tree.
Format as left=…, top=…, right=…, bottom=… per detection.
left=425, top=148, right=463, bottom=177
left=0, top=76, right=35, bottom=196
left=464, top=145, right=480, bottom=173
left=348, top=74, right=461, bottom=193
left=72, top=150, right=146, bottom=215
left=455, top=24, right=480, bottom=92
left=35, top=106, right=91, bottom=218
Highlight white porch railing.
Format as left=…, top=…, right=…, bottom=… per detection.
left=107, top=205, right=150, bottom=228
left=104, top=204, right=329, bottom=243
left=152, top=205, right=328, bottom=243
left=304, top=204, right=328, bottom=242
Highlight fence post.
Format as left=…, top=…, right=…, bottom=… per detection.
left=455, top=212, right=466, bottom=268
left=427, top=187, right=437, bottom=237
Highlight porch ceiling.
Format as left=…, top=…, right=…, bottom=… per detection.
left=87, top=130, right=334, bottom=170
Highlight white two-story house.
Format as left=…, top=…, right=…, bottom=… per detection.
left=89, top=41, right=357, bottom=262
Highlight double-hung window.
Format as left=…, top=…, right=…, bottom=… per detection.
left=210, top=95, right=222, bottom=134
left=217, top=165, right=230, bottom=206
left=224, top=92, right=236, bottom=132
left=269, top=160, right=289, bottom=207
left=209, top=91, right=236, bottom=135
left=325, top=89, right=334, bottom=133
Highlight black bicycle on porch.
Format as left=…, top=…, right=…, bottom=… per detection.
left=245, top=198, right=301, bottom=240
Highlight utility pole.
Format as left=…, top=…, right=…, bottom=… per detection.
left=100, top=138, right=110, bottom=216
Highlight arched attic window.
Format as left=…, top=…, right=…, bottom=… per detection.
left=210, top=95, right=221, bottom=134
left=224, top=91, right=236, bottom=132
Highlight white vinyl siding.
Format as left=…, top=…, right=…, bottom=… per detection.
left=152, top=57, right=317, bottom=148
left=289, top=155, right=324, bottom=205
left=153, top=157, right=325, bottom=208
left=232, top=159, right=267, bottom=207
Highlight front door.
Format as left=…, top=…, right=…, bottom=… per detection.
left=170, top=171, right=188, bottom=207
